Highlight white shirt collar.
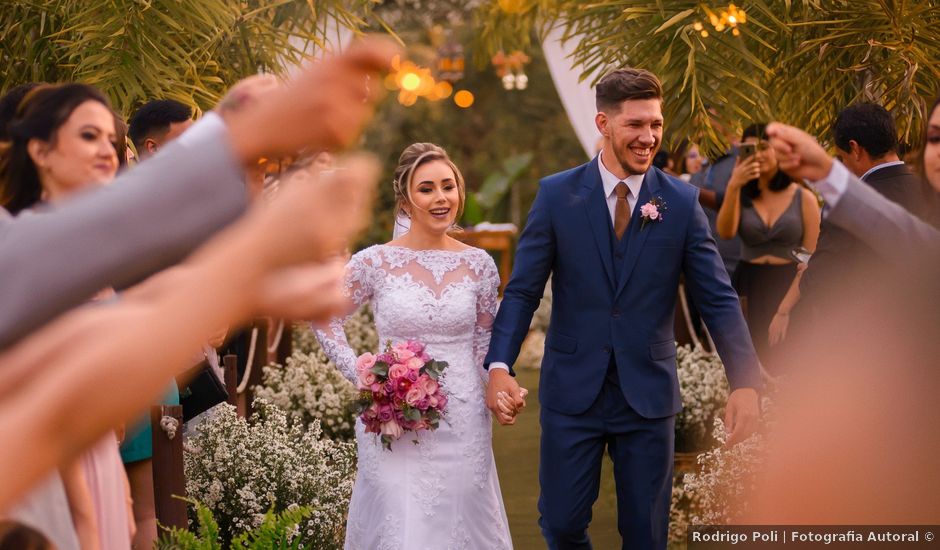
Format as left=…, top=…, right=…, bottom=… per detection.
left=860, top=160, right=905, bottom=182
left=597, top=150, right=644, bottom=200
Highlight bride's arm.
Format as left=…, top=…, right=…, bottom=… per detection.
left=313, top=251, right=374, bottom=383
left=473, top=255, right=501, bottom=370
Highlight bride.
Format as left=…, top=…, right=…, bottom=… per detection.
left=315, top=143, right=522, bottom=549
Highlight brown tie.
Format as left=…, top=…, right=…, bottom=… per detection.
left=614, top=181, right=631, bottom=240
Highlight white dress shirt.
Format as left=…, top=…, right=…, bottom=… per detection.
left=860, top=160, right=905, bottom=182
left=810, top=160, right=851, bottom=214
left=489, top=153, right=648, bottom=374
left=597, top=150, right=644, bottom=223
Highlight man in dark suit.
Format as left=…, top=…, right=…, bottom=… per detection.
left=484, top=68, right=762, bottom=550
left=798, top=102, right=929, bottom=322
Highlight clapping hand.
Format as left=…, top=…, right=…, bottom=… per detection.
left=765, top=122, right=834, bottom=182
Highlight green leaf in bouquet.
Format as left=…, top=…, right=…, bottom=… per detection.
left=370, top=361, right=389, bottom=378
left=402, top=405, right=421, bottom=422
left=381, top=435, right=393, bottom=451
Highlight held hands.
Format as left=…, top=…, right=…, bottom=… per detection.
left=723, top=387, right=760, bottom=447
left=728, top=154, right=760, bottom=189
left=486, top=369, right=528, bottom=426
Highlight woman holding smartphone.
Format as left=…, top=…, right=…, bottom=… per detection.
left=717, top=123, right=820, bottom=371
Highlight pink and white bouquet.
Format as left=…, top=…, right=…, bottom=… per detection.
left=353, top=340, right=448, bottom=450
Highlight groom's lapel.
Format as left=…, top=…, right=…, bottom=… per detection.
left=580, top=159, right=617, bottom=290
left=614, top=169, right=662, bottom=299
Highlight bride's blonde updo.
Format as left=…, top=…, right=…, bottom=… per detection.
left=392, top=142, right=466, bottom=221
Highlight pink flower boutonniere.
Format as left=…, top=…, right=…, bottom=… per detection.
left=639, top=197, right=667, bottom=230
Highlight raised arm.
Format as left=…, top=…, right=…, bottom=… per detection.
left=715, top=156, right=758, bottom=239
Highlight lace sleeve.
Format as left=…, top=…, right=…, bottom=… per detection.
left=314, top=251, right=374, bottom=383
left=473, top=253, right=501, bottom=370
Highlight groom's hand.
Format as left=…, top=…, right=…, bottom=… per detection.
left=724, top=388, right=760, bottom=447
left=487, top=369, right=525, bottom=425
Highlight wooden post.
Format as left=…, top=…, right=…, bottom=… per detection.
left=275, top=321, right=293, bottom=366
left=150, top=404, right=186, bottom=530
left=223, top=354, right=238, bottom=409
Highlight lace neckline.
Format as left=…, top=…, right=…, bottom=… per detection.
left=379, top=244, right=477, bottom=256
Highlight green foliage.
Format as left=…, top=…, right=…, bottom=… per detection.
left=476, top=1, right=940, bottom=155
left=157, top=498, right=313, bottom=550
left=0, top=0, right=386, bottom=114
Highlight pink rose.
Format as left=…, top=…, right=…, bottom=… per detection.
left=380, top=419, right=403, bottom=439
left=358, top=371, right=377, bottom=389
left=356, top=352, right=377, bottom=373
left=377, top=405, right=394, bottom=423
left=418, top=376, right=440, bottom=396
left=406, top=340, right=425, bottom=355
left=640, top=203, right=658, bottom=219
left=406, top=385, right=427, bottom=406
left=406, top=357, right=424, bottom=370
left=388, top=363, right=410, bottom=380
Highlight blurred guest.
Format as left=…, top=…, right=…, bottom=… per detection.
left=689, top=115, right=742, bottom=278
left=669, top=139, right=703, bottom=181
left=748, top=121, right=940, bottom=523
left=919, top=96, right=940, bottom=227
left=652, top=149, right=672, bottom=173
left=0, top=38, right=397, bottom=351
left=798, top=103, right=934, bottom=326
left=716, top=123, right=820, bottom=370
left=1, top=83, right=133, bottom=548
left=127, top=99, right=193, bottom=160
left=124, top=101, right=195, bottom=549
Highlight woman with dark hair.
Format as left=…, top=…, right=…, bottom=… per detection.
left=716, top=123, right=821, bottom=371
left=0, top=83, right=134, bottom=549
left=919, top=96, right=940, bottom=227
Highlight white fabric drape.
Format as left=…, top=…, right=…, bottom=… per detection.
left=541, top=26, right=604, bottom=159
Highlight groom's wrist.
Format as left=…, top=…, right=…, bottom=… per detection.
left=488, top=362, right=510, bottom=373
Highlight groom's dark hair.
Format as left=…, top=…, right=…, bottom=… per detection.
left=595, top=68, right=662, bottom=113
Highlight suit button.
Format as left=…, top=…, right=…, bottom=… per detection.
left=603, top=346, right=611, bottom=353
left=611, top=308, right=621, bottom=318
left=615, top=252, right=624, bottom=259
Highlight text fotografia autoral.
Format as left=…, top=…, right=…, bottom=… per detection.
left=691, top=528, right=926, bottom=544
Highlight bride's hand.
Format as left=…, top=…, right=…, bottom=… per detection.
left=496, top=388, right=529, bottom=424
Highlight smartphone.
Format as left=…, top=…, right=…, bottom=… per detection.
left=790, top=246, right=812, bottom=264
left=739, top=142, right=757, bottom=159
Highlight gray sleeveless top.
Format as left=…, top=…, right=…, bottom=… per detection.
left=738, top=189, right=803, bottom=261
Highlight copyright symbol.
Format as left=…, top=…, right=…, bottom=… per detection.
left=926, top=531, right=934, bottom=542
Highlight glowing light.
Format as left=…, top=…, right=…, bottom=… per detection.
left=454, top=90, right=474, bottom=108
left=401, top=72, right=421, bottom=92
left=732, top=28, right=740, bottom=36
left=434, top=81, right=453, bottom=99
left=728, top=15, right=737, bottom=24
left=693, top=22, right=704, bottom=31
left=701, top=30, right=709, bottom=38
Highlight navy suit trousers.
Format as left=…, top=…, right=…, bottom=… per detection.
left=538, top=359, right=675, bottom=550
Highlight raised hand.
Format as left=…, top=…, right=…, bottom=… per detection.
left=249, top=153, right=380, bottom=267
left=728, top=154, right=760, bottom=189
left=766, top=122, right=834, bottom=182
left=226, top=37, right=401, bottom=164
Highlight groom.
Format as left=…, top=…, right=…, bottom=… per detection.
left=485, top=68, right=762, bottom=549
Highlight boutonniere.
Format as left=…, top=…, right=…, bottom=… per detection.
left=639, top=197, right=667, bottom=230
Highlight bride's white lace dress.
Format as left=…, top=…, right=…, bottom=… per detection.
left=316, top=244, right=513, bottom=550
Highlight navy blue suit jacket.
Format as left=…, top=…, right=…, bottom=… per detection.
left=485, top=158, right=762, bottom=418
